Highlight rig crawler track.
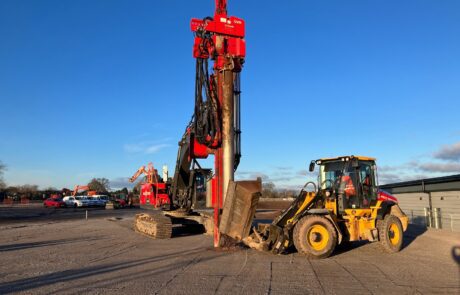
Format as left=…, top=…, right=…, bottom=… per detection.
left=134, top=213, right=172, bottom=239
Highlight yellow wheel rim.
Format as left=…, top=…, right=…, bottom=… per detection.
left=388, top=223, right=400, bottom=246
left=307, top=224, right=329, bottom=251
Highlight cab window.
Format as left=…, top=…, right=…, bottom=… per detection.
left=358, top=161, right=377, bottom=207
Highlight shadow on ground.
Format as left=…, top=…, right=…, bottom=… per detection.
left=0, top=247, right=222, bottom=294
left=0, top=237, right=103, bottom=252
left=452, top=246, right=460, bottom=265
left=172, top=224, right=206, bottom=237
left=402, top=224, right=427, bottom=249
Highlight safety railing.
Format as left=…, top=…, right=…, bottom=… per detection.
left=406, top=207, right=460, bottom=232
left=449, top=214, right=460, bottom=232
left=406, top=209, right=429, bottom=227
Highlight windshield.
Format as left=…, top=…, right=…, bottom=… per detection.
left=319, top=161, right=346, bottom=189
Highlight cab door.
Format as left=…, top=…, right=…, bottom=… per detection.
left=357, top=161, right=378, bottom=208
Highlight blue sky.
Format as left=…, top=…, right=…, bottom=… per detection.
left=1, top=0, right=460, bottom=190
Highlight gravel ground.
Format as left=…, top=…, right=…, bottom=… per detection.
left=0, top=209, right=459, bottom=294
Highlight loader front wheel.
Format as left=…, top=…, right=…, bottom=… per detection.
left=293, top=215, right=337, bottom=259
left=377, top=214, right=403, bottom=253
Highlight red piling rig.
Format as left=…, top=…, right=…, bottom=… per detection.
left=191, top=0, right=246, bottom=247
left=129, top=163, right=170, bottom=208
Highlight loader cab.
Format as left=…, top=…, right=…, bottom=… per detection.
left=316, top=156, right=378, bottom=214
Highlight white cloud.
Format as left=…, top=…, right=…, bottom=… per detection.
left=433, top=142, right=460, bottom=162
left=273, top=166, right=293, bottom=171
left=123, top=141, right=171, bottom=154
left=297, top=169, right=308, bottom=176
left=145, top=144, right=170, bottom=154
left=110, top=177, right=135, bottom=190
left=417, top=162, right=460, bottom=173
left=123, top=144, right=144, bottom=153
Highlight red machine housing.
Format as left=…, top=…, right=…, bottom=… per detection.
left=190, top=16, right=245, bottom=38
left=140, top=182, right=170, bottom=208
left=377, top=190, right=398, bottom=203
left=191, top=3, right=246, bottom=65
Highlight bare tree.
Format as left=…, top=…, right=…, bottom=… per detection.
left=44, top=186, right=58, bottom=191
left=262, top=181, right=279, bottom=198
left=88, top=178, right=110, bottom=192
left=18, top=184, right=39, bottom=193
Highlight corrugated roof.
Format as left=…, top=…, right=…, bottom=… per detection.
left=379, top=174, right=460, bottom=193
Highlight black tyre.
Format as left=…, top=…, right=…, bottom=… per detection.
left=293, top=215, right=337, bottom=259
left=377, top=214, right=403, bottom=253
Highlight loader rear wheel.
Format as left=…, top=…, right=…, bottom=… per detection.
left=377, top=214, right=403, bottom=253
left=293, top=215, right=337, bottom=259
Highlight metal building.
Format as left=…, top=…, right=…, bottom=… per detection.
left=379, top=174, right=460, bottom=232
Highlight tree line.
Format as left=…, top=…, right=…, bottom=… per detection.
left=0, top=160, right=298, bottom=201
left=262, top=181, right=298, bottom=199
left=0, top=162, right=129, bottom=201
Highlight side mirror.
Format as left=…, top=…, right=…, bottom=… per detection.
left=309, top=161, right=315, bottom=172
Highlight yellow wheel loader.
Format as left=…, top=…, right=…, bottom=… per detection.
left=242, top=156, right=408, bottom=258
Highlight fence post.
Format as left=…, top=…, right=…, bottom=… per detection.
left=451, top=214, right=454, bottom=232
left=424, top=207, right=432, bottom=228
left=433, top=208, right=441, bottom=229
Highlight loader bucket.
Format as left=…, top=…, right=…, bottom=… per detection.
left=219, top=179, right=262, bottom=240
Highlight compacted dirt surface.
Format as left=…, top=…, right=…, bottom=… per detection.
left=0, top=206, right=459, bottom=294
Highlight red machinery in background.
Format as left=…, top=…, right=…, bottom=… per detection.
left=72, top=185, right=96, bottom=197
left=129, top=163, right=169, bottom=208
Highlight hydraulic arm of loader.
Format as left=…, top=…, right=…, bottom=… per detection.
left=240, top=184, right=320, bottom=253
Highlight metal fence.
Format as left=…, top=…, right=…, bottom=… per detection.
left=405, top=209, right=429, bottom=227
left=404, top=207, right=460, bottom=232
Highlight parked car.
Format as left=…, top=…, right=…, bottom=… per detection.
left=75, top=196, right=92, bottom=207
left=106, top=196, right=127, bottom=209
left=87, top=196, right=105, bottom=207
left=94, top=195, right=109, bottom=203
left=118, top=199, right=127, bottom=207
left=43, top=198, right=66, bottom=208
left=84, top=196, right=96, bottom=207
left=63, top=196, right=77, bottom=207
left=64, top=196, right=90, bottom=207
left=91, top=195, right=109, bottom=207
